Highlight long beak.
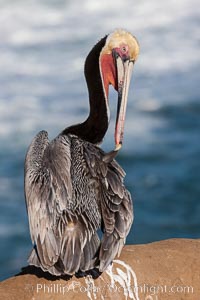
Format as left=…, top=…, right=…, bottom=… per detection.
left=114, top=57, right=134, bottom=151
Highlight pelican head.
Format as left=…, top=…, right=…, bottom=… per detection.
left=99, top=29, right=139, bottom=151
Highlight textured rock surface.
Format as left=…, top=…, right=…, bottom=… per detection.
left=0, top=239, right=199, bottom=300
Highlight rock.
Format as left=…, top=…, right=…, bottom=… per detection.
left=0, top=239, right=199, bottom=300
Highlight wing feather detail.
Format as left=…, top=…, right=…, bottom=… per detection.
left=25, top=133, right=132, bottom=275
left=25, top=133, right=101, bottom=275
left=83, top=141, right=134, bottom=272
left=25, top=132, right=73, bottom=270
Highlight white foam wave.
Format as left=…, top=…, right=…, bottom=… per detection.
left=0, top=0, right=199, bottom=142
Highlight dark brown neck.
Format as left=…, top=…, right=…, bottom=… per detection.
left=62, top=36, right=109, bottom=144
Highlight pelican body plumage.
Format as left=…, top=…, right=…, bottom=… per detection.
left=24, top=29, right=139, bottom=276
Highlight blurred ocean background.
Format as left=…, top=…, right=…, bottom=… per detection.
left=0, top=0, right=199, bottom=280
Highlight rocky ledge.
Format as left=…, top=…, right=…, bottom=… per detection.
left=0, top=239, right=200, bottom=300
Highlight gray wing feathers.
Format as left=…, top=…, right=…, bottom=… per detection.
left=83, top=143, right=133, bottom=272
left=25, top=132, right=101, bottom=275
left=25, top=133, right=132, bottom=275
left=80, top=233, right=100, bottom=271
left=25, top=132, right=74, bottom=273
left=25, top=131, right=62, bottom=269
left=99, top=175, right=133, bottom=272
left=25, top=130, right=51, bottom=244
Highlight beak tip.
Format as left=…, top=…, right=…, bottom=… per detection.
left=114, top=143, right=122, bottom=151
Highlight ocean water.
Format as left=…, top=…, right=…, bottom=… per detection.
left=0, top=0, right=199, bottom=280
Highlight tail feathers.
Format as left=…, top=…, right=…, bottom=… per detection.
left=61, top=228, right=100, bottom=275
left=99, top=232, right=124, bottom=272
left=61, top=234, right=83, bottom=274
left=28, top=247, right=62, bottom=276
left=28, top=247, right=40, bottom=267
left=28, top=224, right=100, bottom=276
left=35, top=233, right=59, bottom=269
left=80, top=233, right=100, bottom=271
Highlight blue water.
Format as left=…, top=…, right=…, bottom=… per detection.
left=0, top=0, right=200, bottom=281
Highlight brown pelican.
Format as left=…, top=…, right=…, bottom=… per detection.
left=25, top=29, right=139, bottom=276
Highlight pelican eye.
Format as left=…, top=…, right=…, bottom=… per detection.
left=121, top=46, right=127, bottom=52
